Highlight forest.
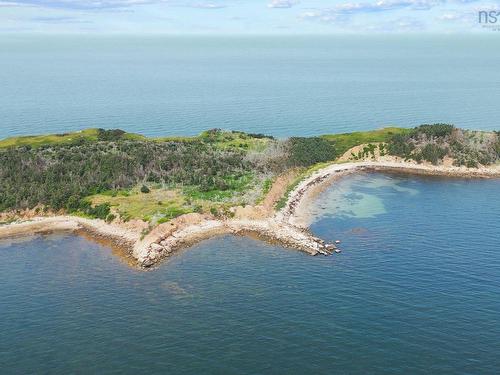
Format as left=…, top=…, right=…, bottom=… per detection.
left=0, top=129, right=335, bottom=217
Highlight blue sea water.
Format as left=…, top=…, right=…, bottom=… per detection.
left=1, top=172, right=499, bottom=374
left=1, top=35, right=500, bottom=139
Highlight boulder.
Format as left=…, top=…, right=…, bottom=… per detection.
left=150, top=243, right=163, bottom=252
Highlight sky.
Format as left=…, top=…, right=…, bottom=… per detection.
left=0, top=0, right=499, bottom=34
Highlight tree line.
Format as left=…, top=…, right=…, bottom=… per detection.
left=0, top=131, right=337, bottom=215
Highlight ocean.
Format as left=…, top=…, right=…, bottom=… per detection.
left=1, top=35, right=499, bottom=374
left=1, top=172, right=499, bottom=374
left=1, top=35, right=500, bottom=139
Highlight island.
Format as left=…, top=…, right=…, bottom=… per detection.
left=1, top=124, right=499, bottom=268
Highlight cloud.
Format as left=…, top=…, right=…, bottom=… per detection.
left=298, top=0, right=450, bottom=28
left=268, top=0, right=299, bottom=9
left=437, top=6, right=498, bottom=26
left=299, top=10, right=349, bottom=24
left=0, top=0, right=230, bottom=10
left=0, top=1, right=31, bottom=6
left=31, top=15, right=92, bottom=23
left=334, top=0, right=443, bottom=14
left=184, top=2, right=226, bottom=9
left=437, top=11, right=465, bottom=20
left=0, top=0, right=170, bottom=10
left=0, top=0, right=489, bottom=33
left=381, top=16, right=425, bottom=30
left=299, top=0, right=487, bottom=22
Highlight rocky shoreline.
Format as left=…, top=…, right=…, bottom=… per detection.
left=1, top=159, right=499, bottom=269
left=135, top=218, right=336, bottom=268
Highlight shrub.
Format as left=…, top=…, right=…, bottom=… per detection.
left=140, top=185, right=150, bottom=194
left=66, top=195, right=81, bottom=213
left=288, top=137, right=336, bottom=167
left=413, top=124, right=454, bottom=138
left=387, top=134, right=415, bottom=158
left=90, top=203, right=111, bottom=220
left=379, top=143, right=386, bottom=156
left=97, top=128, right=126, bottom=141
left=418, top=144, right=448, bottom=165
left=246, top=132, right=274, bottom=140
left=494, top=136, right=500, bottom=158
left=106, top=213, right=116, bottom=223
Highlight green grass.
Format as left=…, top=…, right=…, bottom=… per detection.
left=275, top=168, right=307, bottom=210
left=183, top=188, right=235, bottom=202
left=152, top=135, right=198, bottom=143
left=199, top=130, right=271, bottom=151
left=90, top=176, right=256, bottom=223
left=127, top=130, right=270, bottom=150
left=0, top=128, right=270, bottom=153
left=183, top=173, right=255, bottom=202
left=0, top=129, right=99, bottom=149
left=90, top=188, right=187, bottom=220
left=321, top=127, right=409, bottom=157
left=262, top=178, right=273, bottom=195
left=157, top=206, right=191, bottom=224
left=0, top=128, right=145, bottom=149
left=98, top=189, right=132, bottom=198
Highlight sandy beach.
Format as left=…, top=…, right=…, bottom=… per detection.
left=279, top=160, right=500, bottom=228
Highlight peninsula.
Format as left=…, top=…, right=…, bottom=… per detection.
left=1, top=125, right=499, bottom=268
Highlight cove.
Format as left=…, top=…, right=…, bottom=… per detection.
left=0, top=172, right=499, bottom=374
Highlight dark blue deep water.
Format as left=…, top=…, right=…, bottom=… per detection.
left=1, top=172, right=499, bottom=374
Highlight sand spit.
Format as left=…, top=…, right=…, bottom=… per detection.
left=1, top=160, right=498, bottom=269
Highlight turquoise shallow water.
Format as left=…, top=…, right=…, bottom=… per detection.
left=1, top=172, right=499, bottom=374
left=1, top=35, right=500, bottom=138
